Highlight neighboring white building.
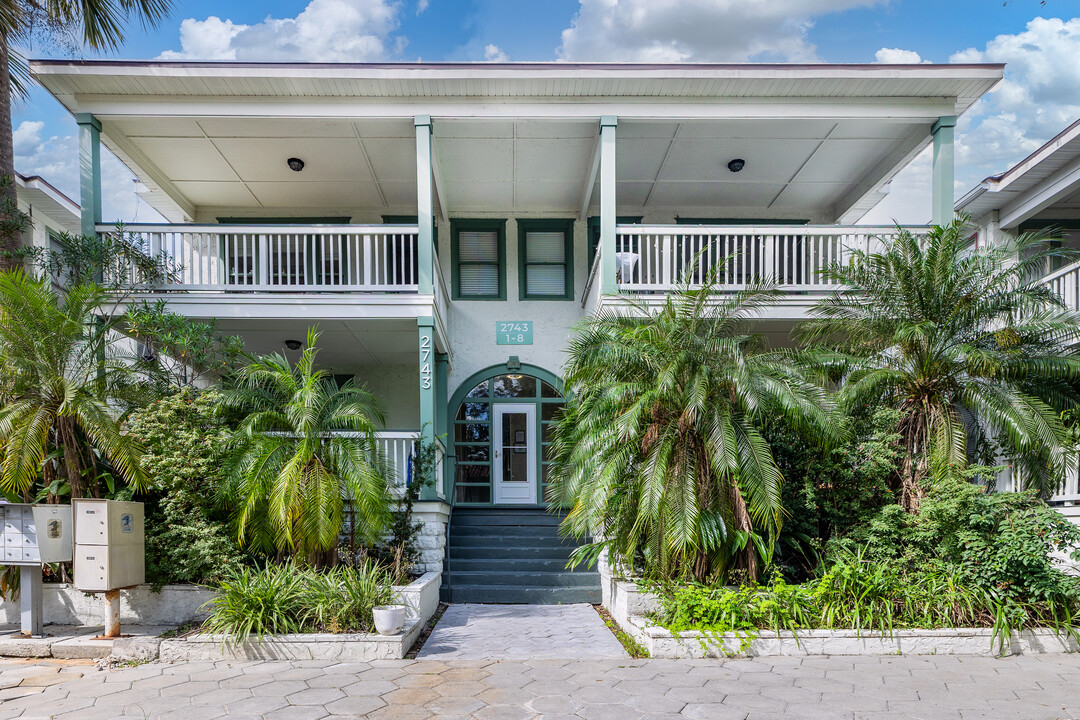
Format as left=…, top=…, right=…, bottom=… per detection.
left=16, top=172, right=81, bottom=253
left=957, top=117, right=1080, bottom=527
left=29, top=60, right=1003, bottom=601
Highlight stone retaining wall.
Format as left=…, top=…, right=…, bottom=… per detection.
left=0, top=583, right=216, bottom=628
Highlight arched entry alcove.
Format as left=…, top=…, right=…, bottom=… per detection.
left=448, top=364, right=565, bottom=506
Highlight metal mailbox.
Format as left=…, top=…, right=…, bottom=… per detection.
left=73, top=499, right=145, bottom=593
left=0, top=504, right=73, bottom=565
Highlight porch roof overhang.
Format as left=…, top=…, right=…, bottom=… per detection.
left=16, top=172, right=81, bottom=233
left=30, top=60, right=1004, bottom=224
left=955, top=117, right=1080, bottom=229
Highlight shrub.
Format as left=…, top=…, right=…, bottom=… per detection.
left=767, top=407, right=902, bottom=579
left=202, top=560, right=397, bottom=645
left=125, top=388, right=246, bottom=585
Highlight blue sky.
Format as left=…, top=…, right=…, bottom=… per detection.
left=11, top=0, right=1080, bottom=223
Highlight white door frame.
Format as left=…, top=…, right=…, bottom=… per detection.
left=492, top=403, right=537, bottom=505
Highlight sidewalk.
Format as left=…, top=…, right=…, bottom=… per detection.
left=2, top=653, right=1079, bottom=719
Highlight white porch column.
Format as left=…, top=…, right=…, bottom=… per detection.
left=932, top=115, right=957, bottom=226
left=415, top=115, right=435, bottom=295
left=599, top=115, right=618, bottom=293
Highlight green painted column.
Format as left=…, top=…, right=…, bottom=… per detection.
left=417, top=316, right=438, bottom=501
left=932, top=115, right=957, bottom=227
left=76, top=114, right=102, bottom=237
left=414, top=115, right=435, bottom=295
left=435, top=351, right=449, bottom=500
left=599, top=115, right=618, bottom=294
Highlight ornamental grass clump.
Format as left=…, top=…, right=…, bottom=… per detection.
left=202, top=560, right=397, bottom=646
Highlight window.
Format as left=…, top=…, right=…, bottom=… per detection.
left=518, top=219, right=574, bottom=300
left=452, top=220, right=505, bottom=300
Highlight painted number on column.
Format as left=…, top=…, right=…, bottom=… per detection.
left=419, top=333, right=432, bottom=389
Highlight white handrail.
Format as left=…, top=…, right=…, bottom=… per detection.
left=101, top=223, right=422, bottom=293
left=1037, top=259, right=1080, bottom=313
left=614, top=224, right=924, bottom=292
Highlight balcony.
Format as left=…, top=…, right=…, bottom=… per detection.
left=585, top=224, right=923, bottom=321
left=109, top=223, right=450, bottom=348
left=1038, top=259, right=1080, bottom=313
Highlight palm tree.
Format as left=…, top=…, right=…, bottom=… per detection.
left=549, top=281, right=838, bottom=584
left=801, top=218, right=1080, bottom=510
left=221, top=328, right=391, bottom=564
left=0, top=0, right=173, bottom=269
left=0, top=269, right=148, bottom=497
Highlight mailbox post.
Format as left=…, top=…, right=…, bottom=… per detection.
left=0, top=504, right=74, bottom=637
left=73, top=500, right=145, bottom=637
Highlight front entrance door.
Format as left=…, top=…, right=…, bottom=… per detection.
left=493, top=403, right=536, bottom=504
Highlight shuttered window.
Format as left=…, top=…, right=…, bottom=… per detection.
left=452, top=220, right=505, bottom=300
left=519, top=219, right=574, bottom=300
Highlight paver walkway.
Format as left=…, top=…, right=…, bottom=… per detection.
left=3, top=654, right=1080, bottom=719
left=417, top=603, right=628, bottom=659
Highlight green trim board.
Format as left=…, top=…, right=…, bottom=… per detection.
left=451, top=219, right=507, bottom=300
left=447, top=363, right=564, bottom=507
left=517, top=218, right=575, bottom=300
left=216, top=217, right=352, bottom=224
left=673, top=218, right=810, bottom=225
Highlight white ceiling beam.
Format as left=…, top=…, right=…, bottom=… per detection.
left=430, top=132, right=450, bottom=226
left=101, top=128, right=196, bottom=222
left=578, top=132, right=601, bottom=221
left=999, top=155, right=1080, bottom=229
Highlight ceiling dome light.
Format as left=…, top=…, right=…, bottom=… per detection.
left=727, top=158, right=746, bottom=173
left=284, top=339, right=303, bottom=350
left=287, top=157, right=305, bottom=172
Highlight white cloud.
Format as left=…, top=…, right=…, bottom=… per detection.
left=874, top=47, right=928, bottom=64
left=866, top=17, right=1080, bottom=224
left=558, top=0, right=883, bottom=62
left=158, top=0, right=406, bottom=62
left=14, top=120, right=164, bottom=226
left=483, top=44, right=508, bottom=62
left=12, top=120, right=44, bottom=155
left=416, top=0, right=428, bottom=13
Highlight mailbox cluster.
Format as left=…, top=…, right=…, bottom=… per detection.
left=1, top=505, right=73, bottom=565
left=73, top=500, right=145, bottom=592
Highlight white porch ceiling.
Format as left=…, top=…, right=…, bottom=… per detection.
left=92, top=115, right=930, bottom=222
left=30, top=61, right=1004, bottom=223
left=213, top=317, right=419, bottom=369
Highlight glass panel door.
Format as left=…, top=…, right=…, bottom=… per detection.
left=493, top=403, right=536, bottom=504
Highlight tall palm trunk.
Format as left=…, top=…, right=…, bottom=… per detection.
left=0, top=34, right=18, bottom=271
left=57, top=415, right=87, bottom=499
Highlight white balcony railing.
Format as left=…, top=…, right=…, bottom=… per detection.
left=376, top=431, right=446, bottom=500
left=107, top=223, right=422, bottom=292
left=614, top=225, right=918, bottom=292
left=1038, top=259, right=1080, bottom=312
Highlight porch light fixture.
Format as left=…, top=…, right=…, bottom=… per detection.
left=284, top=339, right=303, bottom=350
left=727, top=158, right=746, bottom=173
left=287, top=157, right=305, bottom=172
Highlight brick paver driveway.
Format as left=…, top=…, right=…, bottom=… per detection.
left=2, top=654, right=1079, bottom=720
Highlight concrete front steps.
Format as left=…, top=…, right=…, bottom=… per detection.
left=441, top=508, right=601, bottom=604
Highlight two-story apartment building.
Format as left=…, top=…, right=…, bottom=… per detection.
left=957, top=116, right=1080, bottom=536
left=29, top=60, right=1003, bottom=602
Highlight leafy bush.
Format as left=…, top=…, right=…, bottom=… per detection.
left=656, top=479, right=1080, bottom=652
left=202, top=560, right=397, bottom=645
left=125, top=389, right=246, bottom=585
left=833, top=474, right=1080, bottom=633
left=767, top=407, right=902, bottom=578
